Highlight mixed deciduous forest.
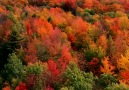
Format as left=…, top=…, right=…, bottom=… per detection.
left=1, top=0, right=129, bottom=90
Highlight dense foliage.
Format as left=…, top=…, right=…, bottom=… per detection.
left=0, top=0, right=129, bottom=89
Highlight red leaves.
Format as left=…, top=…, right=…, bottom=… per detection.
left=124, top=1, right=129, bottom=12
left=24, top=42, right=38, bottom=64
left=46, top=85, right=54, bottom=90
left=26, top=74, right=37, bottom=89
left=88, top=58, right=102, bottom=76
left=68, top=33, right=76, bottom=43
left=60, top=45, right=72, bottom=62
left=94, top=21, right=99, bottom=27
left=120, top=71, right=129, bottom=84
left=48, top=59, right=60, bottom=77
left=15, top=83, right=27, bottom=90
left=121, top=71, right=129, bottom=80
left=59, top=45, right=73, bottom=71
left=0, top=16, right=12, bottom=41
left=47, top=45, right=72, bottom=77
left=26, top=22, right=33, bottom=36
left=110, top=18, right=119, bottom=34
left=47, top=59, right=60, bottom=86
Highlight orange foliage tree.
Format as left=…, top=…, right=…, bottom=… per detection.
left=100, top=57, right=115, bottom=74
left=83, top=0, right=93, bottom=9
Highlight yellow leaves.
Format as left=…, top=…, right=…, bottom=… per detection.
left=93, top=14, right=100, bottom=21
left=117, top=50, right=129, bottom=71
left=40, top=8, right=51, bottom=20
left=101, top=57, right=115, bottom=74
left=115, top=11, right=127, bottom=17
left=65, top=26, right=74, bottom=34
left=118, top=16, right=129, bottom=30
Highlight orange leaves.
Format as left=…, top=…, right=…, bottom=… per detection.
left=0, top=7, right=4, bottom=13
left=101, top=57, right=115, bottom=74
left=2, top=86, right=11, bottom=90
left=71, top=17, right=87, bottom=35
left=111, top=4, right=122, bottom=11
left=25, top=18, right=53, bottom=39
left=34, top=19, right=52, bottom=30
left=105, top=17, right=119, bottom=34
left=50, top=8, right=67, bottom=27
left=83, top=0, right=93, bottom=9
left=2, top=82, right=11, bottom=90
left=34, top=18, right=53, bottom=38
left=117, top=50, right=129, bottom=84
left=97, top=35, right=107, bottom=50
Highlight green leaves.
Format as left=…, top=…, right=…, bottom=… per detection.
left=26, top=62, right=44, bottom=76
left=105, top=83, right=129, bottom=90
left=63, top=63, right=95, bottom=90
left=97, top=73, right=118, bottom=88
left=4, top=53, right=26, bottom=82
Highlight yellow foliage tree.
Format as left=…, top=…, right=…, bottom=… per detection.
left=118, top=16, right=129, bottom=30
left=117, top=50, right=129, bottom=71
left=101, top=57, right=115, bottom=74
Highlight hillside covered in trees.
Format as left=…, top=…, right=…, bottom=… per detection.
left=1, top=0, right=129, bottom=90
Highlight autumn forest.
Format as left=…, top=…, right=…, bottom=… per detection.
left=1, top=0, right=129, bottom=90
